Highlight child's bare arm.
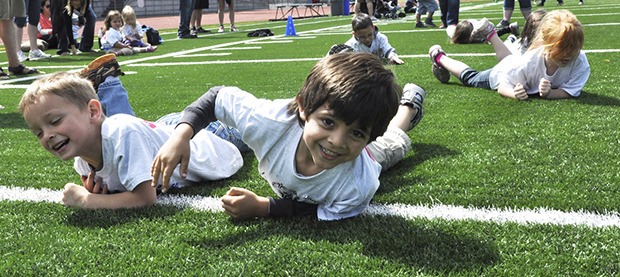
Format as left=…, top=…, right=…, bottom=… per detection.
left=221, top=187, right=270, bottom=218
left=151, top=123, right=194, bottom=192
left=62, top=181, right=157, bottom=209
left=498, top=83, right=528, bottom=101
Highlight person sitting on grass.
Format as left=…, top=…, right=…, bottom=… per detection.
left=151, top=52, right=427, bottom=220
left=343, top=13, right=405, bottom=65
left=18, top=61, right=243, bottom=210
left=120, top=5, right=150, bottom=48
left=100, top=10, right=155, bottom=56
left=429, top=9, right=589, bottom=101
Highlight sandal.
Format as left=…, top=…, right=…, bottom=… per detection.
left=8, top=64, right=40, bottom=75
left=0, top=68, right=9, bottom=80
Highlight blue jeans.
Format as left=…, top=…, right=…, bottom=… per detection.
left=98, top=76, right=135, bottom=116
left=459, top=68, right=492, bottom=90
left=178, top=0, right=195, bottom=36
left=438, top=0, right=460, bottom=26
left=156, top=112, right=251, bottom=153
left=78, top=5, right=97, bottom=52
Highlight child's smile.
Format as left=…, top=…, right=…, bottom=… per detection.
left=297, top=104, right=370, bottom=175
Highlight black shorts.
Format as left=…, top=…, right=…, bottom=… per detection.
left=194, top=0, right=209, bottom=9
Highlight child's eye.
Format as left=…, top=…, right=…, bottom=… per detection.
left=351, top=130, right=368, bottom=140
left=321, top=118, right=334, bottom=127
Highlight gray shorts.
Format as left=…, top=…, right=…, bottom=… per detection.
left=416, top=0, right=438, bottom=14
left=366, top=126, right=412, bottom=171
left=0, top=0, right=25, bottom=19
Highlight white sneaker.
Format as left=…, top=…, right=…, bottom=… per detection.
left=218, top=25, right=225, bottom=33
left=230, top=25, right=238, bottom=32
left=29, top=49, right=52, bottom=60
left=17, top=50, right=28, bottom=62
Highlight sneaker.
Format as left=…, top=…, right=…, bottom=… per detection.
left=578, top=0, right=583, bottom=4
left=218, top=25, right=225, bottom=33
left=424, top=19, right=437, bottom=27
left=146, top=46, right=157, bottom=52
left=190, top=26, right=197, bottom=36
left=509, top=22, right=519, bottom=36
left=471, top=18, right=495, bottom=43
left=29, top=49, right=52, bottom=60
left=415, top=21, right=425, bottom=28
left=557, top=0, right=564, bottom=5
left=327, top=44, right=354, bottom=55
left=495, top=19, right=509, bottom=29
left=400, top=83, right=426, bottom=131
left=370, top=16, right=378, bottom=22
left=230, top=25, right=238, bottom=32
left=79, top=54, right=124, bottom=91
left=196, top=27, right=211, bottom=33
left=17, top=50, right=28, bottom=62
left=179, top=33, right=197, bottom=39
left=429, top=45, right=450, bottom=84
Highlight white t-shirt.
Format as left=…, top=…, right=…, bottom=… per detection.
left=214, top=87, right=382, bottom=220
left=489, top=47, right=590, bottom=96
left=122, top=22, right=142, bottom=39
left=101, top=28, right=124, bottom=51
left=74, top=114, right=243, bottom=193
left=345, top=30, right=398, bottom=61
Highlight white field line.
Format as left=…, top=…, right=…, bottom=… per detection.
left=1, top=185, right=619, bottom=228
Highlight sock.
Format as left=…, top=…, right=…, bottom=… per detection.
left=434, top=52, right=444, bottom=66
left=486, top=29, right=497, bottom=43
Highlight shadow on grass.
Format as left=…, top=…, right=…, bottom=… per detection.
left=188, top=215, right=500, bottom=273
left=377, top=143, right=460, bottom=195
left=0, top=112, right=29, bottom=129
left=66, top=205, right=181, bottom=228
left=576, top=91, right=620, bottom=106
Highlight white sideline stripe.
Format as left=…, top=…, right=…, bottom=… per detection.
left=2, top=185, right=619, bottom=228
left=175, top=53, right=233, bottom=57
left=244, top=40, right=293, bottom=44
left=211, top=47, right=260, bottom=50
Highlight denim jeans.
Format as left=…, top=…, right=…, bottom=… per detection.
left=459, top=68, right=493, bottom=90
left=78, top=6, right=97, bottom=51
left=98, top=76, right=135, bottom=116
left=155, top=112, right=251, bottom=153
left=178, top=0, right=195, bottom=36
left=438, top=0, right=460, bottom=26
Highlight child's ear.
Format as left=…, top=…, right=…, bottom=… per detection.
left=297, top=98, right=307, bottom=121
left=87, top=99, right=104, bottom=121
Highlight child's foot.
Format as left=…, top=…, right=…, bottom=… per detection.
left=230, top=25, right=238, bottom=32
left=8, top=64, right=41, bottom=75
left=424, top=18, right=437, bottom=27
left=327, top=44, right=354, bottom=55
left=429, top=45, right=450, bottom=84
left=400, top=83, right=426, bottom=131
left=218, top=25, right=225, bottom=33
left=79, top=54, right=124, bottom=91
left=471, top=18, right=495, bottom=42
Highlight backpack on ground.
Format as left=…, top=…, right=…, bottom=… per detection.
left=143, top=25, right=162, bottom=45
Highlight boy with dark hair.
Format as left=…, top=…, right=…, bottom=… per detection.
left=344, top=13, right=404, bottom=64
left=152, top=52, right=427, bottom=220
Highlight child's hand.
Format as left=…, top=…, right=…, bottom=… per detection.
left=390, top=57, right=405, bottom=65
left=221, top=187, right=270, bottom=219
left=62, top=183, right=90, bottom=208
left=513, top=83, right=528, bottom=101
left=151, top=128, right=193, bottom=192
left=80, top=169, right=108, bottom=194
left=539, top=78, right=551, bottom=98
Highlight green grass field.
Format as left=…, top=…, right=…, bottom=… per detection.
left=2, top=0, right=620, bottom=275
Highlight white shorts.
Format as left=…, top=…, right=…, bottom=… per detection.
left=366, top=126, right=412, bottom=171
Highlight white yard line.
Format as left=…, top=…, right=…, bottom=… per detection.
left=1, top=185, right=619, bottom=228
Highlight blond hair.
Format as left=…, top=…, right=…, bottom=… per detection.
left=530, top=9, right=584, bottom=63
left=121, top=5, right=137, bottom=27
left=19, top=72, right=97, bottom=115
